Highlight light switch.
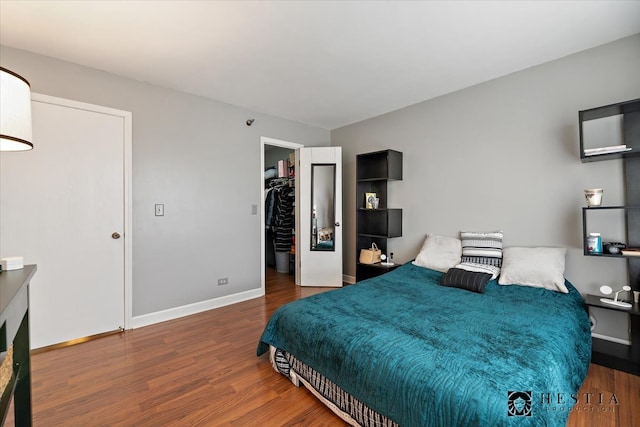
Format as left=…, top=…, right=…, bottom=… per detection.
left=155, top=204, right=164, bottom=216
left=251, top=204, right=258, bottom=215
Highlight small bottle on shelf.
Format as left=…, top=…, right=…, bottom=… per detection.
left=587, top=233, right=603, bottom=254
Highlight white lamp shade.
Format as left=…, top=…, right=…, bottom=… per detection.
left=1, top=67, right=33, bottom=151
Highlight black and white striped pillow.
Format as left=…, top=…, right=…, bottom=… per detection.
left=455, top=261, right=501, bottom=279
left=458, top=231, right=503, bottom=279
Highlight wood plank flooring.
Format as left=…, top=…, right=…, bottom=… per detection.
left=8, top=269, right=640, bottom=426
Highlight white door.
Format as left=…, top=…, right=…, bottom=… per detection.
left=296, top=147, right=343, bottom=287
left=0, top=94, right=131, bottom=349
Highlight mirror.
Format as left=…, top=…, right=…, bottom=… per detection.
left=311, top=164, right=336, bottom=251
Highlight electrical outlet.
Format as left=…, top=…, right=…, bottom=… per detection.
left=217, top=277, right=229, bottom=286
left=155, top=204, right=164, bottom=216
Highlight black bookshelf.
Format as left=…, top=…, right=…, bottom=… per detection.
left=356, top=150, right=403, bottom=282
left=580, top=100, right=640, bottom=376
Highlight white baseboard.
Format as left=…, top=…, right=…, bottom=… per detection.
left=343, top=274, right=356, bottom=285
left=591, top=332, right=631, bottom=346
left=131, top=288, right=264, bottom=329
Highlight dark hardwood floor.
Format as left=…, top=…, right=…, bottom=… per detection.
left=7, top=268, right=640, bottom=426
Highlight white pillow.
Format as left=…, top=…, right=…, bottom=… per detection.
left=412, top=234, right=462, bottom=273
left=498, top=247, right=568, bottom=293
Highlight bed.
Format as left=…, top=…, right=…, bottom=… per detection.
left=257, top=261, right=591, bottom=426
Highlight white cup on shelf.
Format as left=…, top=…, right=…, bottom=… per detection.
left=584, top=188, right=603, bottom=206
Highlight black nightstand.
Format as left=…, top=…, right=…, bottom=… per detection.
left=356, top=262, right=403, bottom=282
left=584, top=294, right=640, bottom=375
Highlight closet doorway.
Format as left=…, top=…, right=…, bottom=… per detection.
left=260, top=137, right=303, bottom=293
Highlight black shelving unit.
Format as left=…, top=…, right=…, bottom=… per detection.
left=579, top=98, right=640, bottom=162
left=585, top=294, right=640, bottom=375
left=580, top=99, right=640, bottom=376
left=582, top=206, right=640, bottom=257
left=356, top=150, right=403, bottom=282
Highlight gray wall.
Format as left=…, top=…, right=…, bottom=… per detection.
left=0, top=45, right=330, bottom=317
left=333, top=35, right=640, bottom=340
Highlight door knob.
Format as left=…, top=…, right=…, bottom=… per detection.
left=112, top=232, right=121, bottom=239
left=335, top=222, right=340, bottom=227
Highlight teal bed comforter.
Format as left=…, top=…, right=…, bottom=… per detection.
left=257, top=263, right=591, bottom=426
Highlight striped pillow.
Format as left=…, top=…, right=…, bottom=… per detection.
left=459, top=231, right=503, bottom=278
left=461, top=231, right=503, bottom=260
left=455, top=261, right=500, bottom=280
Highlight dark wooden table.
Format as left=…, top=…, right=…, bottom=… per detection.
left=1, top=265, right=36, bottom=426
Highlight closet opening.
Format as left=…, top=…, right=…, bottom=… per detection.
left=260, top=137, right=303, bottom=293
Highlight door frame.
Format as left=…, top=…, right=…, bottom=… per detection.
left=31, top=93, right=133, bottom=330
left=260, top=136, right=303, bottom=293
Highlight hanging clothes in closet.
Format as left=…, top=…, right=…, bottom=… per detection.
left=264, top=185, right=276, bottom=267
left=265, top=178, right=294, bottom=270
left=273, top=183, right=294, bottom=252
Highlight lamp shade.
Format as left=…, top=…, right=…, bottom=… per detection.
left=0, top=67, right=33, bottom=151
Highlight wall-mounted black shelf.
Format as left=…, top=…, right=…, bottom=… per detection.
left=585, top=294, right=639, bottom=314
left=579, top=98, right=640, bottom=163
left=586, top=296, right=640, bottom=375
left=584, top=253, right=640, bottom=259
left=582, top=206, right=640, bottom=257
left=357, top=208, right=402, bottom=238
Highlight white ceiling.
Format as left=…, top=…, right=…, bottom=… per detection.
left=1, top=1, right=639, bottom=130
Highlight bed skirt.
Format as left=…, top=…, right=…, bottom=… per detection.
left=269, top=345, right=398, bottom=427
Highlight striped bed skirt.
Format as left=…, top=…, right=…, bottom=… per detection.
left=269, top=345, right=398, bottom=427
